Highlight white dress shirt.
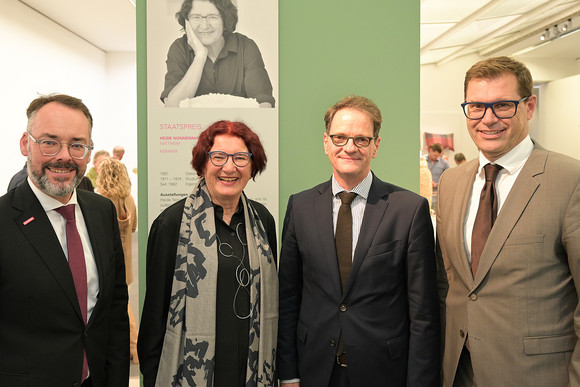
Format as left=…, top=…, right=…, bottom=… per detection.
left=464, top=136, right=534, bottom=264
left=27, top=178, right=99, bottom=320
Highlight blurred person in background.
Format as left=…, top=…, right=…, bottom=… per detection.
left=454, top=152, right=466, bottom=166
left=96, top=157, right=139, bottom=364
left=7, top=163, right=28, bottom=192
left=86, top=150, right=110, bottom=187
left=426, top=142, right=449, bottom=210
left=112, top=145, right=125, bottom=161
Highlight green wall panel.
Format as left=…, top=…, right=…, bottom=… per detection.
left=137, top=0, right=420, bottom=318
left=278, top=0, right=420, bottom=218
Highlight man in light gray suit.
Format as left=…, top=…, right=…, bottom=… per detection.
left=436, top=56, right=580, bottom=386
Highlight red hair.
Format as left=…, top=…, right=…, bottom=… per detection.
left=191, top=120, right=267, bottom=179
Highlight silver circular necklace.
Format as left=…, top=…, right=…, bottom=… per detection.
left=216, top=222, right=251, bottom=320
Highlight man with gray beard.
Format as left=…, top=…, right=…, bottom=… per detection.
left=0, top=94, right=129, bottom=386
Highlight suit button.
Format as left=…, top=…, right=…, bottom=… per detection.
left=330, top=339, right=336, bottom=347
left=459, top=329, right=465, bottom=338
left=339, top=304, right=347, bottom=312
left=470, top=294, right=478, bottom=301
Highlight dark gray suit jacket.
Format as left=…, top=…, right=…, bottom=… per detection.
left=0, top=181, right=129, bottom=387
left=277, top=173, right=440, bottom=387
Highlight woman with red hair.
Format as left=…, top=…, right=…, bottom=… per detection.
left=139, top=120, right=277, bottom=387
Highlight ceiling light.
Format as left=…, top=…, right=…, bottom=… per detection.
left=539, top=29, right=549, bottom=41
left=560, top=19, right=572, bottom=33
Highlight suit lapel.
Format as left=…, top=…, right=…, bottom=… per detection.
left=473, top=148, right=546, bottom=286
left=345, top=175, right=389, bottom=296
left=452, top=161, right=480, bottom=288
left=77, top=191, right=106, bottom=326
left=13, top=183, right=84, bottom=320
left=314, top=181, right=343, bottom=298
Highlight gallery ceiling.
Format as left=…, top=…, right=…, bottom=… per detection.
left=19, top=0, right=136, bottom=52
left=421, top=0, right=580, bottom=65
left=18, top=0, right=580, bottom=65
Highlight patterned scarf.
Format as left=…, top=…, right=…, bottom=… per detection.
left=155, top=179, right=278, bottom=386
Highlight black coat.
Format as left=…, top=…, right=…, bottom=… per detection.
left=138, top=197, right=277, bottom=387
left=0, top=181, right=129, bottom=387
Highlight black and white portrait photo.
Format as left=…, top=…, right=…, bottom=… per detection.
left=152, top=0, right=277, bottom=108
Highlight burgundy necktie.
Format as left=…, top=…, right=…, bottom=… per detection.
left=55, top=204, right=88, bottom=382
left=336, top=192, right=357, bottom=291
left=471, top=164, right=503, bottom=277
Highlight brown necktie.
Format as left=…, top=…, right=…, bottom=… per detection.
left=55, top=204, right=89, bottom=382
left=471, top=164, right=503, bottom=277
left=335, top=192, right=357, bottom=362
left=336, top=192, right=357, bottom=291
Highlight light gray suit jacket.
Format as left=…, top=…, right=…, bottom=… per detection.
left=436, top=145, right=580, bottom=387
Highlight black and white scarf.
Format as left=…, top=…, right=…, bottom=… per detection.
left=155, top=179, right=278, bottom=386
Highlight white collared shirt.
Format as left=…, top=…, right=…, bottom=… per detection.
left=27, top=178, right=99, bottom=321
left=464, top=136, right=534, bottom=263
left=331, top=170, right=373, bottom=261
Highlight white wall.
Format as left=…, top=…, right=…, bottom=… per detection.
left=421, top=54, right=580, bottom=164
left=0, top=0, right=136, bottom=191
left=420, top=55, right=480, bottom=164
left=535, top=74, right=580, bottom=159
left=102, top=52, right=138, bottom=194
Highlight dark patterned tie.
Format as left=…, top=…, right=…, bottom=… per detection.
left=55, top=204, right=88, bottom=382
left=471, top=164, right=503, bottom=277
left=335, top=192, right=357, bottom=363
left=336, top=192, right=357, bottom=291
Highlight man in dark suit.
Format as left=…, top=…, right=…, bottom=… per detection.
left=277, top=95, right=440, bottom=387
left=0, top=94, right=129, bottom=387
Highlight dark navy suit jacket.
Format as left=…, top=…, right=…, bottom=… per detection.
left=277, top=173, right=440, bottom=387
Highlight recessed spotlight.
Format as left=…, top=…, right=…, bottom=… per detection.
left=560, top=19, right=572, bottom=33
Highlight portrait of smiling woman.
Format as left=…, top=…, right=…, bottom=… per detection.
left=162, top=0, right=275, bottom=108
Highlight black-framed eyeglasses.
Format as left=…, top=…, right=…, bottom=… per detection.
left=28, top=133, right=93, bottom=160
left=461, top=96, right=530, bottom=120
left=188, top=14, right=221, bottom=24
left=329, top=135, right=375, bottom=148
left=208, top=151, right=252, bottom=167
